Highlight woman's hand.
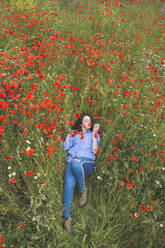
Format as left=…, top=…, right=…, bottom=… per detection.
left=65, top=133, right=71, bottom=142
left=93, top=123, right=100, bottom=133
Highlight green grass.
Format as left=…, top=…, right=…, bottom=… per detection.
left=0, top=0, right=164, bottom=247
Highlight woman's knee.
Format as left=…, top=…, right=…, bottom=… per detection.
left=64, top=179, right=76, bottom=189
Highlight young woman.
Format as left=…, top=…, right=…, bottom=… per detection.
left=62, top=113, right=101, bottom=235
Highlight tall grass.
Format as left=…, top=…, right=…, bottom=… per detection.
left=0, top=0, right=164, bottom=247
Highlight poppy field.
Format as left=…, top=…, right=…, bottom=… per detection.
left=0, top=0, right=164, bottom=247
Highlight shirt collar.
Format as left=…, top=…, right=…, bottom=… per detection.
left=84, top=129, right=92, bottom=134
left=77, top=129, right=92, bottom=135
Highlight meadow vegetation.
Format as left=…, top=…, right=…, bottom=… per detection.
left=0, top=0, right=164, bottom=247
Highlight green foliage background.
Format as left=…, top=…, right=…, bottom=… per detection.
left=0, top=0, right=164, bottom=247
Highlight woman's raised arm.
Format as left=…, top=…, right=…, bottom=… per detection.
left=63, top=133, right=74, bottom=151
left=65, top=133, right=71, bottom=142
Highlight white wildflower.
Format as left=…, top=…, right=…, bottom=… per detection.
left=155, top=180, right=162, bottom=188
left=26, top=140, right=31, bottom=144
left=155, top=180, right=160, bottom=185
left=26, top=146, right=31, bottom=151
left=97, top=176, right=102, bottom=180
left=134, top=213, right=139, bottom=218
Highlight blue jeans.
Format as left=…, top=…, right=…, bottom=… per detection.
left=63, top=157, right=96, bottom=218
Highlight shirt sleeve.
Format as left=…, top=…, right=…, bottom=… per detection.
left=62, top=135, right=74, bottom=151
left=97, top=133, right=101, bottom=148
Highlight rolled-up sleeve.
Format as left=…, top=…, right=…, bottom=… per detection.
left=62, top=135, right=74, bottom=151
left=97, top=133, right=101, bottom=148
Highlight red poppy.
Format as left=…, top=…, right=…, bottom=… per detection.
left=27, top=149, right=35, bottom=156
left=80, top=135, right=84, bottom=140
left=44, top=127, right=52, bottom=132
left=19, top=224, right=24, bottom=229
left=120, top=181, right=126, bottom=187
left=0, top=237, right=3, bottom=244
left=46, top=146, right=55, bottom=155
left=36, top=70, right=41, bottom=74
left=10, top=177, right=16, bottom=183
left=124, top=91, right=130, bottom=97
left=94, top=133, right=98, bottom=139
left=108, top=120, right=112, bottom=123
left=117, top=134, right=122, bottom=140
left=141, top=205, right=148, bottom=211
left=28, top=170, right=35, bottom=175
left=23, top=128, right=29, bottom=135
left=72, top=131, right=77, bottom=137
left=119, top=53, right=123, bottom=60
left=69, top=121, right=74, bottom=127
left=39, top=182, right=45, bottom=186
left=149, top=206, right=153, bottom=212
left=6, top=156, right=12, bottom=160
left=132, top=156, right=136, bottom=161
left=128, top=184, right=133, bottom=189
left=95, top=149, right=100, bottom=155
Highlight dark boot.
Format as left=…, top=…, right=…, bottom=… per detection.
left=79, top=188, right=88, bottom=207
left=63, top=216, right=76, bottom=235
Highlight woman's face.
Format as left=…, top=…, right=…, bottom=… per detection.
left=81, top=115, right=92, bottom=130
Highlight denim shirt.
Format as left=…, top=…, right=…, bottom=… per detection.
left=62, top=130, right=101, bottom=162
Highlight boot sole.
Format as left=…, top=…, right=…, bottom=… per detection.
left=63, top=218, right=76, bottom=235
left=79, top=198, right=88, bottom=208
left=79, top=189, right=88, bottom=207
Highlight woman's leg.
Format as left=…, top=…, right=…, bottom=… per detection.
left=63, top=162, right=77, bottom=218
left=70, top=158, right=96, bottom=192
